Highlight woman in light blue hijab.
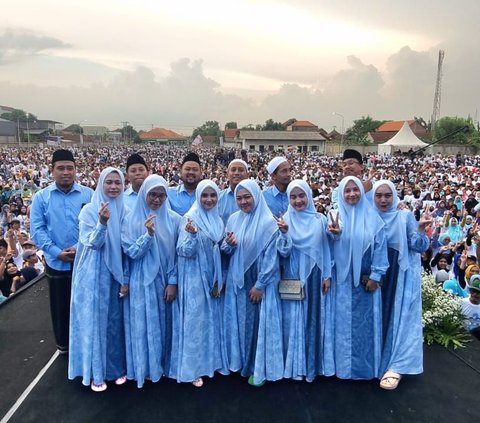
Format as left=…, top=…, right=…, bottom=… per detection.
left=330, top=176, right=389, bottom=381
left=123, top=174, right=182, bottom=388
left=222, top=179, right=283, bottom=386
left=278, top=180, right=334, bottom=382
left=69, top=167, right=128, bottom=392
left=173, top=179, right=228, bottom=387
left=372, top=180, right=430, bottom=390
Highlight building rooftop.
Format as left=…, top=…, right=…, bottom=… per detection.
left=139, top=128, right=185, bottom=140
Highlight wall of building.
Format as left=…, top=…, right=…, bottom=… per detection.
left=325, top=142, right=479, bottom=157
left=0, top=136, right=17, bottom=144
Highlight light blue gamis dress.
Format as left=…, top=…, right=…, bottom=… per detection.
left=331, top=176, right=389, bottom=380
left=173, top=179, right=229, bottom=383
left=372, top=180, right=429, bottom=377
left=123, top=175, right=181, bottom=388
left=221, top=179, right=284, bottom=385
left=69, top=167, right=127, bottom=386
left=277, top=180, right=334, bottom=382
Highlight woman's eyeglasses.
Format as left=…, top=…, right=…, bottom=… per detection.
left=148, top=192, right=167, bottom=200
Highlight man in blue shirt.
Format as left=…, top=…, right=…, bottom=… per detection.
left=218, top=159, right=249, bottom=224
left=263, top=156, right=291, bottom=217
left=123, top=153, right=149, bottom=210
left=168, top=152, right=202, bottom=216
left=30, top=149, right=93, bottom=354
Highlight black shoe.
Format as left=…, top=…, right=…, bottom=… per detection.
left=57, top=347, right=69, bottom=355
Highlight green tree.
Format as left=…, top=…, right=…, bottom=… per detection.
left=225, top=122, right=238, bottom=129
left=345, top=115, right=384, bottom=145
left=1, top=109, right=37, bottom=122
left=433, top=116, right=477, bottom=144
left=192, top=120, right=221, bottom=138
left=262, top=119, right=284, bottom=131
left=121, top=125, right=138, bottom=141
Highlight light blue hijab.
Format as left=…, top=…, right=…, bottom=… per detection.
left=184, top=179, right=224, bottom=289
left=372, top=180, right=409, bottom=272
left=335, top=176, right=384, bottom=287
left=82, top=167, right=125, bottom=284
left=447, top=217, right=463, bottom=242
left=284, top=180, right=326, bottom=285
left=126, top=174, right=178, bottom=286
left=226, top=179, right=278, bottom=290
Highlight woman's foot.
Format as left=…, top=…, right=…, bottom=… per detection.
left=115, top=375, right=127, bottom=385
left=248, top=375, right=265, bottom=387
left=380, top=371, right=402, bottom=390
left=192, top=377, right=204, bottom=388
left=90, top=382, right=107, bottom=392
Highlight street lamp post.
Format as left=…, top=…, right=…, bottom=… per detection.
left=332, top=112, right=345, bottom=149
left=26, top=113, right=31, bottom=144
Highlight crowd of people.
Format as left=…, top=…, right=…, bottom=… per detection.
left=1, top=144, right=479, bottom=393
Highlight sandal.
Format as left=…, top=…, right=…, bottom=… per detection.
left=380, top=371, right=402, bottom=390
left=248, top=375, right=266, bottom=387
left=192, top=378, right=204, bottom=388
left=90, top=382, right=107, bottom=392
left=115, top=375, right=127, bottom=385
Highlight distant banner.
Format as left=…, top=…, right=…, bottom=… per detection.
left=46, top=136, right=62, bottom=146
left=191, top=135, right=203, bottom=147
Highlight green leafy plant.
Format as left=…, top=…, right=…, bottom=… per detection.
left=422, top=273, right=470, bottom=348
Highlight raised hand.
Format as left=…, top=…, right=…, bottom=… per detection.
left=185, top=218, right=197, bottom=234
left=144, top=214, right=155, bottom=236
left=99, top=202, right=110, bottom=225
left=419, top=209, right=433, bottom=231
left=328, top=211, right=341, bottom=235
left=225, top=231, right=237, bottom=246
left=275, top=214, right=288, bottom=233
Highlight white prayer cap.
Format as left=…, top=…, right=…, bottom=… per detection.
left=227, top=159, right=249, bottom=170
left=267, top=156, right=287, bottom=175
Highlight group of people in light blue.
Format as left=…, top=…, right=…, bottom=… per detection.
left=67, top=149, right=431, bottom=392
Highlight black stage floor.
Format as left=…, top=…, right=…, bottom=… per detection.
left=1, top=277, right=479, bottom=423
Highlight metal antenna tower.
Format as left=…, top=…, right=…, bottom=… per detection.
left=431, top=50, right=445, bottom=135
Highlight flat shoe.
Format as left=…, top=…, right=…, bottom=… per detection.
left=192, top=378, right=203, bottom=388
left=380, top=371, right=402, bottom=390
left=115, top=375, right=127, bottom=385
left=248, top=375, right=265, bottom=387
left=91, top=382, right=107, bottom=392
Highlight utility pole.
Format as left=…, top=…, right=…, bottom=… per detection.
left=431, top=50, right=445, bottom=136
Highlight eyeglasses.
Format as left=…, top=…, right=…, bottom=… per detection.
left=148, top=192, right=167, bottom=200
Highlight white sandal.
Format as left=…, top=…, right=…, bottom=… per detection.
left=380, top=371, right=402, bottom=390
left=91, top=382, right=107, bottom=392
left=192, top=377, right=204, bottom=388
left=115, top=375, right=127, bottom=385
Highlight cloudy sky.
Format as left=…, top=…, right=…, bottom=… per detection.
left=1, top=0, right=479, bottom=134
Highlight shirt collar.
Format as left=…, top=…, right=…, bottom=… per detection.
left=52, top=181, right=82, bottom=194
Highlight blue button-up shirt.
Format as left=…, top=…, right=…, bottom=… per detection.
left=30, top=182, right=93, bottom=271
left=218, top=187, right=238, bottom=225
left=167, top=184, right=196, bottom=216
left=123, top=186, right=138, bottom=211
left=263, top=185, right=289, bottom=217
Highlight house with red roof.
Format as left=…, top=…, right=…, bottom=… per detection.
left=224, top=128, right=238, bottom=141
left=139, top=127, right=187, bottom=144
left=283, top=118, right=319, bottom=132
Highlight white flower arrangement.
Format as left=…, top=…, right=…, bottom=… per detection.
left=422, top=272, right=470, bottom=348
